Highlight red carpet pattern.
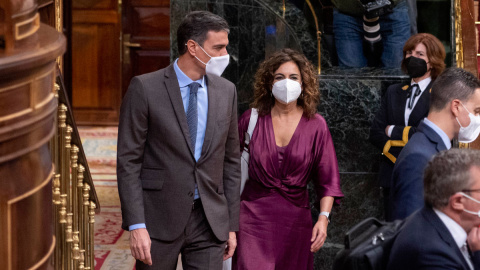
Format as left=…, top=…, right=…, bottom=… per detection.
left=79, top=127, right=136, bottom=270
left=80, top=127, right=183, bottom=270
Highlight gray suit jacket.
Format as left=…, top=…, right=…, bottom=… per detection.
left=117, top=63, right=241, bottom=242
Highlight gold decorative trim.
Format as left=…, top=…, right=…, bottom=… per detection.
left=402, top=126, right=411, bottom=143
left=0, top=108, right=33, bottom=123
left=0, top=119, right=56, bottom=164
left=454, top=0, right=464, bottom=68
left=0, top=80, right=31, bottom=94
left=27, top=236, right=56, bottom=270
left=382, top=126, right=412, bottom=163
left=305, top=0, right=321, bottom=74
left=34, top=93, right=55, bottom=110
left=459, top=142, right=470, bottom=149
left=7, top=166, right=54, bottom=270
left=15, top=13, right=40, bottom=40
left=8, top=167, right=54, bottom=204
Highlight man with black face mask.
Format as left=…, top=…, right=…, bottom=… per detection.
left=369, top=33, right=446, bottom=221
left=390, top=67, right=480, bottom=221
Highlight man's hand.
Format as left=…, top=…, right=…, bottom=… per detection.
left=311, top=216, right=328, bottom=253
left=223, top=231, right=237, bottom=260
left=468, top=226, right=480, bottom=252
left=130, top=228, right=152, bottom=265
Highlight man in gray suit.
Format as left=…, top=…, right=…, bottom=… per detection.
left=117, top=11, right=241, bottom=270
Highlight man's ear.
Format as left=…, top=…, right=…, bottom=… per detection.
left=450, top=192, right=465, bottom=211
left=451, top=99, right=462, bottom=118
left=186, top=40, right=197, bottom=56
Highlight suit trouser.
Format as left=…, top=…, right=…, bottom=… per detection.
left=136, top=202, right=226, bottom=270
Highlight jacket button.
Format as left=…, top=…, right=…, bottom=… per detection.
left=188, top=191, right=193, bottom=197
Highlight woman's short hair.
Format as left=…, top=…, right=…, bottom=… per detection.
left=401, top=33, right=446, bottom=80
left=251, top=48, right=319, bottom=118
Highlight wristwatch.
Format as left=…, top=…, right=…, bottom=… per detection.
left=319, top=212, right=330, bottom=223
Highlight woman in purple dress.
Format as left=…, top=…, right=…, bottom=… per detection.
left=233, top=49, right=344, bottom=270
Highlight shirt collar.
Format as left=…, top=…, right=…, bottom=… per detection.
left=423, top=118, right=452, bottom=149
left=434, top=208, right=467, bottom=249
left=173, top=59, right=205, bottom=88
left=411, top=76, right=432, bottom=92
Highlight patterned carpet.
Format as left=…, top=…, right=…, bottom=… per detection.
left=80, top=127, right=183, bottom=270
left=79, top=127, right=136, bottom=270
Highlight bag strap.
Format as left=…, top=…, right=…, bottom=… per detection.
left=244, top=108, right=258, bottom=147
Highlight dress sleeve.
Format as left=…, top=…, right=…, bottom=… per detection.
left=238, top=109, right=252, bottom=152
left=312, top=116, right=344, bottom=206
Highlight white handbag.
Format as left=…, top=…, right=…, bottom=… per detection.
left=223, top=108, right=258, bottom=270
left=240, top=108, right=258, bottom=194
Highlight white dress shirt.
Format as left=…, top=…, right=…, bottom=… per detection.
left=434, top=208, right=473, bottom=270
left=387, top=77, right=432, bottom=137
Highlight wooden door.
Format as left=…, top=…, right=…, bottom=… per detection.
left=122, top=0, right=170, bottom=97
left=71, top=0, right=121, bottom=125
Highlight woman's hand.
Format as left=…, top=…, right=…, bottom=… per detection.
left=310, top=216, right=328, bottom=252
left=385, top=125, right=391, bottom=136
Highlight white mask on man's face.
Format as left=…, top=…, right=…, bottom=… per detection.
left=460, top=192, right=480, bottom=217
left=271, top=79, right=302, bottom=104
left=456, top=102, right=480, bottom=143
left=193, top=42, right=230, bottom=77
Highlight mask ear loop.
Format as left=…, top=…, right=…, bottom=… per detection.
left=460, top=192, right=480, bottom=217
left=185, top=41, right=210, bottom=66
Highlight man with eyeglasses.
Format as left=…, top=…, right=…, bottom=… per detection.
left=388, top=149, right=480, bottom=270
left=390, top=67, right=480, bottom=221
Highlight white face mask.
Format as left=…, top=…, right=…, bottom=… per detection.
left=460, top=192, right=480, bottom=217
left=272, top=79, right=302, bottom=104
left=194, top=43, right=230, bottom=77
left=456, top=102, right=480, bottom=143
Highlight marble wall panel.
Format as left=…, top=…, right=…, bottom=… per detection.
left=308, top=173, right=383, bottom=269
left=319, top=68, right=408, bottom=173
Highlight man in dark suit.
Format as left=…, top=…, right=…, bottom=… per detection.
left=388, top=149, right=480, bottom=270
left=391, top=67, right=480, bottom=220
left=117, top=11, right=241, bottom=270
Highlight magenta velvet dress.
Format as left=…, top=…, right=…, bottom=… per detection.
left=233, top=109, right=343, bottom=270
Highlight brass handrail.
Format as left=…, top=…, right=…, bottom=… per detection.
left=51, top=66, right=99, bottom=269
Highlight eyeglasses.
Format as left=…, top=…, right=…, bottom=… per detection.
left=462, top=189, right=480, bottom=193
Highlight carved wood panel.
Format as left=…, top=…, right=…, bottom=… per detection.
left=122, top=0, right=170, bottom=97
left=71, top=0, right=121, bottom=125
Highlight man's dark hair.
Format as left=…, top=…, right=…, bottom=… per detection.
left=177, top=11, right=229, bottom=55
left=424, top=149, right=480, bottom=208
left=430, top=67, right=480, bottom=111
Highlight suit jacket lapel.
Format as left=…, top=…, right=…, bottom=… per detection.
left=393, top=84, right=409, bottom=125
left=198, top=75, right=218, bottom=163
left=164, top=64, right=195, bottom=158
left=423, top=207, right=471, bottom=270
left=409, top=80, right=433, bottom=125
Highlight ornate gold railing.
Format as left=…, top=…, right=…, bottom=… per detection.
left=454, top=0, right=479, bottom=149
left=50, top=68, right=99, bottom=270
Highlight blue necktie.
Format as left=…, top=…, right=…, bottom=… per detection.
left=187, top=82, right=200, bottom=152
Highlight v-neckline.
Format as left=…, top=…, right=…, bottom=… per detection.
left=268, top=113, right=304, bottom=174
left=269, top=112, right=304, bottom=148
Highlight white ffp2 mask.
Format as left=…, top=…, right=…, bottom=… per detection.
left=456, top=103, right=480, bottom=143
left=272, top=79, right=302, bottom=104
left=194, top=43, right=230, bottom=77
left=460, top=192, right=480, bottom=217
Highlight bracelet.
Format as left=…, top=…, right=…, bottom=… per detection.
left=319, top=211, right=330, bottom=223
